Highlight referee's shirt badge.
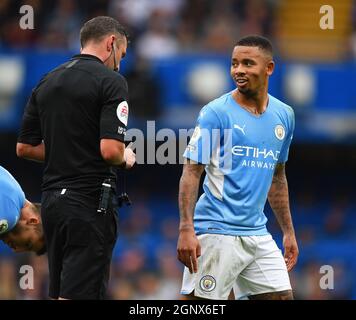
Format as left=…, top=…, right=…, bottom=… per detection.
left=116, top=101, right=129, bottom=126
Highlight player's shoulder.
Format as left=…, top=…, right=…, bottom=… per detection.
left=0, top=166, right=23, bottom=195
left=0, top=167, right=23, bottom=234
left=0, top=166, right=14, bottom=183
left=206, top=91, right=232, bottom=112
left=199, top=91, right=232, bottom=119
left=268, top=94, right=295, bottom=119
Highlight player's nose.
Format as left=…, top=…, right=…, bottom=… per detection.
left=236, top=62, right=247, bottom=72
left=235, top=66, right=246, bottom=76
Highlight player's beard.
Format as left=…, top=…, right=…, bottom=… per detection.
left=237, top=77, right=264, bottom=98
left=237, top=85, right=256, bottom=98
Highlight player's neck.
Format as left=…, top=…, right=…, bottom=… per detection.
left=233, top=88, right=269, bottom=115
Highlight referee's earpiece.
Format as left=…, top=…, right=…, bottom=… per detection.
left=103, top=38, right=118, bottom=72
left=112, top=41, right=118, bottom=72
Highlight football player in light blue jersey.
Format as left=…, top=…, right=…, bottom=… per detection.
left=0, top=165, right=45, bottom=254
left=177, top=35, right=298, bottom=300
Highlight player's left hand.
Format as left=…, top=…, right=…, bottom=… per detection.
left=177, top=226, right=201, bottom=274
left=283, top=233, right=299, bottom=272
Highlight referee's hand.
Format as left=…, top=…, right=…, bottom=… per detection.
left=124, top=144, right=136, bottom=169
left=177, top=226, right=201, bottom=274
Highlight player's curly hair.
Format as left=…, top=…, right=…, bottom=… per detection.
left=236, top=35, right=273, bottom=57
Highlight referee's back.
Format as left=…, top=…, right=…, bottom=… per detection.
left=19, top=54, right=129, bottom=192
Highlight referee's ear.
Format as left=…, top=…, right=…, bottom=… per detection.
left=106, top=35, right=115, bottom=52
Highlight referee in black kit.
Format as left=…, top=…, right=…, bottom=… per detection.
left=16, top=16, right=136, bottom=300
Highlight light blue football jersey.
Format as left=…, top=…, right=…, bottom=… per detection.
left=183, top=91, right=295, bottom=236
left=0, top=166, right=25, bottom=234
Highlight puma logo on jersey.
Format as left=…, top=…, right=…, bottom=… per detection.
left=234, top=124, right=246, bottom=135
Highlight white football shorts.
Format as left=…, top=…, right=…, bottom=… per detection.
left=180, top=233, right=291, bottom=300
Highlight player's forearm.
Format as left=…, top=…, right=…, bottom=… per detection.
left=268, top=165, right=295, bottom=235
left=16, top=142, right=45, bottom=163
left=178, top=164, right=203, bottom=231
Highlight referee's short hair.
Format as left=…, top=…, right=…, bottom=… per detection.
left=236, top=35, right=273, bottom=58
left=80, top=16, right=128, bottom=48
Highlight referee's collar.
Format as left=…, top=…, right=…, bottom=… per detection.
left=71, top=54, right=103, bottom=64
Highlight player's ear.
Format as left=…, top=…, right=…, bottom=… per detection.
left=27, top=216, right=40, bottom=226
left=266, top=60, right=274, bottom=76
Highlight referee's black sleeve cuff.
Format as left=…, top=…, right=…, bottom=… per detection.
left=100, top=134, right=125, bottom=142
left=17, top=137, right=43, bottom=146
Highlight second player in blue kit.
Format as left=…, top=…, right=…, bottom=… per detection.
left=0, top=165, right=45, bottom=254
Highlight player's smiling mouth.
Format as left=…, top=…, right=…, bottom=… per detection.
left=236, top=78, right=248, bottom=85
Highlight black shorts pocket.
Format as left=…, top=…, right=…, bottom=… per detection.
left=66, top=219, right=92, bottom=247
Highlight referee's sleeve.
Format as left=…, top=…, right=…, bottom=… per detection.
left=17, top=89, right=42, bottom=145
left=100, top=74, right=129, bottom=142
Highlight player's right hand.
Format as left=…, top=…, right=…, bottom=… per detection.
left=283, top=233, right=299, bottom=272
left=177, top=227, right=201, bottom=274
left=124, top=145, right=136, bottom=169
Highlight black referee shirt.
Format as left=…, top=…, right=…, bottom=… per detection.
left=18, top=54, right=129, bottom=192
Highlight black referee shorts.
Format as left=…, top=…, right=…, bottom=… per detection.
left=41, top=188, right=119, bottom=300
